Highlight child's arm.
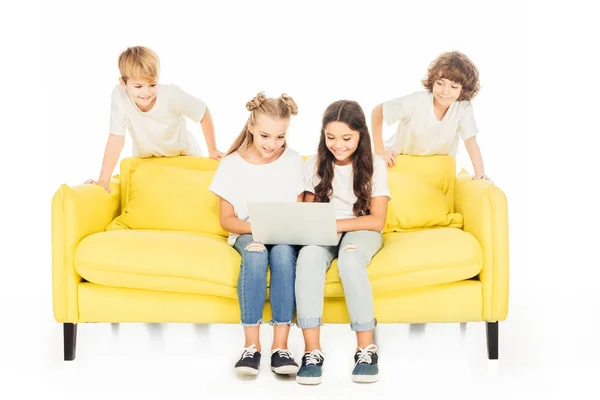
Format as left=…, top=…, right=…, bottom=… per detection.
left=170, top=85, right=223, bottom=159
left=85, top=134, right=125, bottom=192
left=371, top=104, right=396, bottom=168
left=200, top=108, right=223, bottom=160
left=464, top=136, right=488, bottom=180
left=335, top=196, right=389, bottom=232
left=305, top=192, right=388, bottom=232
left=304, top=192, right=316, bottom=202
left=218, top=197, right=252, bottom=234
left=459, top=103, right=487, bottom=179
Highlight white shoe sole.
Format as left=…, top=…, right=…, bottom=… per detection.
left=296, top=375, right=322, bottom=385
left=352, top=373, right=379, bottom=383
left=235, top=366, right=259, bottom=376
left=271, top=365, right=300, bottom=375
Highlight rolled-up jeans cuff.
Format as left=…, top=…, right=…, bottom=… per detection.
left=241, top=319, right=263, bottom=327
left=269, top=320, right=293, bottom=326
left=351, top=319, right=376, bottom=332
left=296, top=317, right=322, bottom=329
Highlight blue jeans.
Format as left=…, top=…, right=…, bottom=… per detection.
left=233, top=234, right=298, bottom=326
left=295, top=230, right=382, bottom=331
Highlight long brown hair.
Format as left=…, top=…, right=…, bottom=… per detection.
left=314, top=100, right=373, bottom=217
left=226, top=92, right=298, bottom=156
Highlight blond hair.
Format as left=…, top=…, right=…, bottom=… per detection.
left=421, top=51, right=480, bottom=101
left=226, top=92, right=298, bottom=156
left=118, top=46, right=160, bottom=84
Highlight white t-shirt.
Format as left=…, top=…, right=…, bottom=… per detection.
left=110, top=84, right=207, bottom=158
left=303, top=154, right=391, bottom=220
left=382, top=91, right=479, bottom=156
left=209, top=147, right=305, bottom=245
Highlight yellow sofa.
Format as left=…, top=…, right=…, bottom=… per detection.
left=51, top=155, right=509, bottom=361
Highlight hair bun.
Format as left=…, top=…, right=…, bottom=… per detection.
left=279, top=93, right=298, bottom=115
left=246, top=92, right=267, bottom=111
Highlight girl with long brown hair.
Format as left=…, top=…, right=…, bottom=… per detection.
left=295, top=100, right=391, bottom=385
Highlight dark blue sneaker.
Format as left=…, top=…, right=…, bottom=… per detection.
left=271, top=349, right=299, bottom=375
left=234, top=344, right=261, bottom=376
left=296, top=349, right=325, bottom=385
left=352, top=344, right=379, bottom=383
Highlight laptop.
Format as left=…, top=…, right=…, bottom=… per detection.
left=247, top=202, right=340, bottom=246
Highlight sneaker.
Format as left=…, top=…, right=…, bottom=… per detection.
left=351, top=344, right=379, bottom=383
left=296, top=349, right=325, bottom=385
left=234, top=344, right=261, bottom=375
left=271, top=349, right=299, bottom=375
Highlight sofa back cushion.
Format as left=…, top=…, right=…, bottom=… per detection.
left=106, top=154, right=462, bottom=235
left=384, top=155, right=463, bottom=232
left=106, top=157, right=227, bottom=237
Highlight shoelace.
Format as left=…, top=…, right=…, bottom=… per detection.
left=241, top=344, right=258, bottom=360
left=272, top=349, right=293, bottom=359
left=355, top=344, right=378, bottom=366
left=304, top=349, right=325, bottom=365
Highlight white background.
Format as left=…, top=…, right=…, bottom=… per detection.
left=1, top=0, right=598, bottom=398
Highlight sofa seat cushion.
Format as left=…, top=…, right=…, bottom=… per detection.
left=324, top=227, right=482, bottom=297
left=75, top=228, right=481, bottom=300
left=75, top=230, right=241, bottom=298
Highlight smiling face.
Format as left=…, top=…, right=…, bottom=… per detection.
left=324, top=121, right=360, bottom=165
left=250, top=114, right=289, bottom=160
left=432, top=77, right=462, bottom=108
left=121, top=78, right=158, bottom=111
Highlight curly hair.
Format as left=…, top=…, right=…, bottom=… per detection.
left=314, top=100, right=373, bottom=217
left=421, top=51, right=480, bottom=101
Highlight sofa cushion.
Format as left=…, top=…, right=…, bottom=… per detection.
left=324, top=227, right=482, bottom=297
left=106, top=163, right=227, bottom=237
left=388, top=155, right=457, bottom=210
left=76, top=229, right=481, bottom=301
left=384, top=171, right=463, bottom=231
left=384, top=155, right=464, bottom=232
left=116, top=156, right=219, bottom=206
left=75, top=229, right=240, bottom=298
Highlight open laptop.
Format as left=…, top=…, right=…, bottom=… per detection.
left=247, top=202, right=340, bottom=246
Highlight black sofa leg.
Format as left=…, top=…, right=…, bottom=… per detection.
left=64, top=323, right=77, bottom=361
left=486, top=322, right=498, bottom=360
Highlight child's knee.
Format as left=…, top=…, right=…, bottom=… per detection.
left=340, top=244, right=362, bottom=265
left=242, top=242, right=269, bottom=267
left=337, top=247, right=367, bottom=275
left=296, top=247, right=328, bottom=276
left=298, top=245, right=329, bottom=263
left=342, top=243, right=358, bottom=252
left=245, top=242, right=266, bottom=252
left=270, top=244, right=297, bottom=261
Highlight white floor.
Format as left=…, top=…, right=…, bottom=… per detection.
left=2, top=280, right=589, bottom=400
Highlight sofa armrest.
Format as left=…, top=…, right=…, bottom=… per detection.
left=51, top=176, right=121, bottom=323
left=455, top=169, right=509, bottom=321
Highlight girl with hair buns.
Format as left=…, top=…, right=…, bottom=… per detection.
left=209, top=92, right=304, bottom=376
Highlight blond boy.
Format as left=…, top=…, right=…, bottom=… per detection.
left=87, top=46, right=223, bottom=191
